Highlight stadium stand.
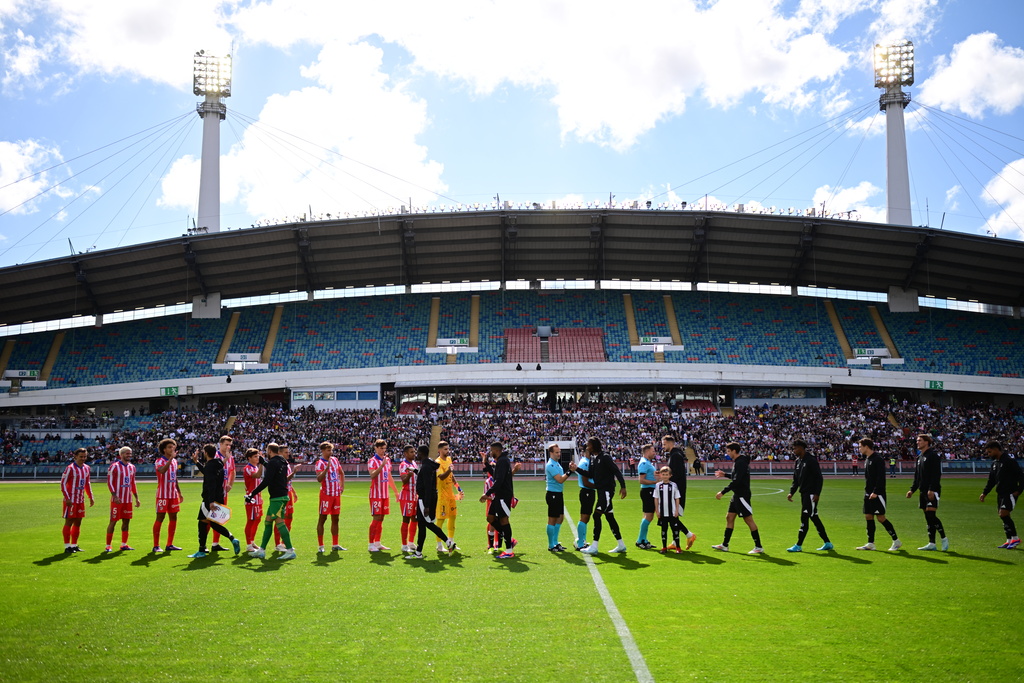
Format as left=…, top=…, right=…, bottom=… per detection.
left=0, top=331, right=56, bottom=392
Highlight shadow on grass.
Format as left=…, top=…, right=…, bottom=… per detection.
left=593, top=554, right=651, bottom=570
left=130, top=550, right=175, bottom=567
left=82, top=551, right=121, bottom=565
left=368, top=552, right=396, bottom=566
left=312, top=550, right=345, bottom=566
left=945, top=551, right=1014, bottom=566
left=892, top=551, right=947, bottom=565
left=181, top=555, right=222, bottom=571
left=551, top=551, right=588, bottom=566
left=237, top=559, right=288, bottom=572
left=748, top=553, right=798, bottom=567
left=816, top=550, right=872, bottom=565
left=488, top=554, right=532, bottom=573
left=33, top=551, right=75, bottom=566
left=662, top=551, right=726, bottom=565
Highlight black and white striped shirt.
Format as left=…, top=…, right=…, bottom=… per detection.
left=654, top=481, right=680, bottom=517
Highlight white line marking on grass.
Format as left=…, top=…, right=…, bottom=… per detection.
left=565, top=509, right=654, bottom=683
left=753, top=487, right=786, bottom=496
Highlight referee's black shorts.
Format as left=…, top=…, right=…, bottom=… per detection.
left=545, top=490, right=564, bottom=518
left=640, top=488, right=655, bottom=514
left=579, top=488, right=595, bottom=516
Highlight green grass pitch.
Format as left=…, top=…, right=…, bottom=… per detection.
left=1, top=476, right=1020, bottom=682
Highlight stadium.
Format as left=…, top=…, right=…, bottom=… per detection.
left=2, top=15, right=1024, bottom=683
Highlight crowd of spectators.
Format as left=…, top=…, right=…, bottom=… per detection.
left=1, top=398, right=1021, bottom=466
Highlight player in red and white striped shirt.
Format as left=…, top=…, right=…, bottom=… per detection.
left=61, top=448, right=94, bottom=552
left=211, top=435, right=236, bottom=551
left=242, top=448, right=264, bottom=552
left=316, top=442, right=346, bottom=553
left=398, top=445, right=419, bottom=552
left=105, top=446, right=140, bottom=552
left=153, top=438, right=183, bottom=552
left=367, top=439, right=399, bottom=552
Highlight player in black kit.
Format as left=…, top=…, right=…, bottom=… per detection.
left=712, top=442, right=764, bottom=554
left=855, top=438, right=901, bottom=551
left=906, top=433, right=949, bottom=551
left=785, top=439, right=833, bottom=552
left=979, top=440, right=1024, bottom=549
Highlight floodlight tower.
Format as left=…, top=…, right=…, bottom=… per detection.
left=874, top=39, right=914, bottom=226
left=193, top=50, right=232, bottom=233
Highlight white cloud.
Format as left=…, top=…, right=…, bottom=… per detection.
left=869, top=0, right=940, bottom=42
left=981, top=158, right=1024, bottom=240
left=1, top=0, right=232, bottom=90
left=813, top=180, right=886, bottom=222
left=917, top=33, right=1024, bottom=118
left=944, top=184, right=960, bottom=211
left=232, top=0, right=853, bottom=151
left=0, top=138, right=65, bottom=214
left=159, top=41, right=446, bottom=222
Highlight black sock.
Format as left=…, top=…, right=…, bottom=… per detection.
left=661, top=524, right=668, bottom=547
left=487, top=530, right=495, bottom=547
left=593, top=514, right=602, bottom=542
left=503, top=523, right=513, bottom=548
left=866, top=519, right=876, bottom=543
left=751, top=529, right=762, bottom=548
left=678, top=521, right=690, bottom=536
left=723, top=527, right=734, bottom=546
left=198, top=522, right=209, bottom=550
left=924, top=511, right=937, bottom=542
left=797, top=517, right=809, bottom=546
left=1003, top=516, right=1017, bottom=538
left=933, top=515, right=945, bottom=540
left=672, top=523, right=681, bottom=547
left=880, top=519, right=898, bottom=540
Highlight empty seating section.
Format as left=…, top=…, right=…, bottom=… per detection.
left=504, top=328, right=541, bottom=362
left=268, top=294, right=441, bottom=371
left=878, top=308, right=1024, bottom=376
left=664, top=292, right=844, bottom=366
left=2, top=291, right=1021, bottom=388
left=836, top=302, right=882, bottom=361
left=548, top=328, right=605, bottom=362
left=46, top=315, right=228, bottom=387
left=18, top=437, right=102, bottom=458
left=2, top=331, right=56, bottom=392
left=227, top=307, right=274, bottom=373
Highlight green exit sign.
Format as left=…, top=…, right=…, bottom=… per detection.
left=926, top=380, right=944, bottom=390
left=161, top=387, right=179, bottom=397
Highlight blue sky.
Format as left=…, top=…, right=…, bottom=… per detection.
left=1, top=0, right=1023, bottom=268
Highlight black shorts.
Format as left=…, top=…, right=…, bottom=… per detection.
left=546, top=491, right=564, bottom=518
left=640, top=488, right=655, bottom=514
left=579, top=488, right=595, bottom=516
left=918, top=491, right=939, bottom=510
left=595, top=490, right=615, bottom=514
left=488, top=496, right=513, bottom=519
left=863, top=494, right=887, bottom=516
left=728, top=494, right=754, bottom=518
left=997, top=493, right=1017, bottom=512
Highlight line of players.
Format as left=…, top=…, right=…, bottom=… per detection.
left=59, top=432, right=1023, bottom=557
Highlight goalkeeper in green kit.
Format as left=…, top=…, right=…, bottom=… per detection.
left=246, top=442, right=296, bottom=560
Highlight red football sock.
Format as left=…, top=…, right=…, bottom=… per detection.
left=274, top=527, right=281, bottom=546
left=318, top=534, right=324, bottom=546
left=166, top=521, right=177, bottom=546
left=368, top=521, right=375, bottom=543
left=212, top=531, right=221, bottom=544
left=63, top=524, right=71, bottom=544
left=332, top=533, right=339, bottom=546
left=122, top=529, right=130, bottom=545
left=400, top=521, right=409, bottom=544
left=71, top=526, right=80, bottom=545
left=106, top=532, right=114, bottom=547
left=152, top=520, right=161, bottom=547
left=408, top=520, right=417, bottom=543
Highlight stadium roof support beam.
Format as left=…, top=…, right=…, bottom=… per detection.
left=502, top=214, right=518, bottom=285
left=73, top=262, right=102, bottom=316
left=902, top=232, right=933, bottom=290
left=294, top=228, right=317, bottom=293
left=399, top=219, right=417, bottom=286
left=589, top=214, right=605, bottom=281
left=686, top=216, right=707, bottom=284
left=787, top=222, right=818, bottom=286
left=183, top=242, right=209, bottom=297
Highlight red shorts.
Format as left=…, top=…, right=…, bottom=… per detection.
left=245, top=502, right=264, bottom=521
left=62, top=501, right=85, bottom=519
left=400, top=498, right=417, bottom=517
left=156, top=498, right=181, bottom=514
left=109, top=502, right=133, bottom=520
left=284, top=499, right=294, bottom=518
left=370, top=498, right=390, bottom=516
left=319, top=494, right=341, bottom=515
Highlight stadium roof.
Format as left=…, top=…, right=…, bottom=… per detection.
left=3, top=209, right=1023, bottom=325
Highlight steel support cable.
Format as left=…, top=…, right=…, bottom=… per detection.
left=0, top=113, right=194, bottom=220
left=231, top=108, right=460, bottom=205
left=11, top=115, right=196, bottom=261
